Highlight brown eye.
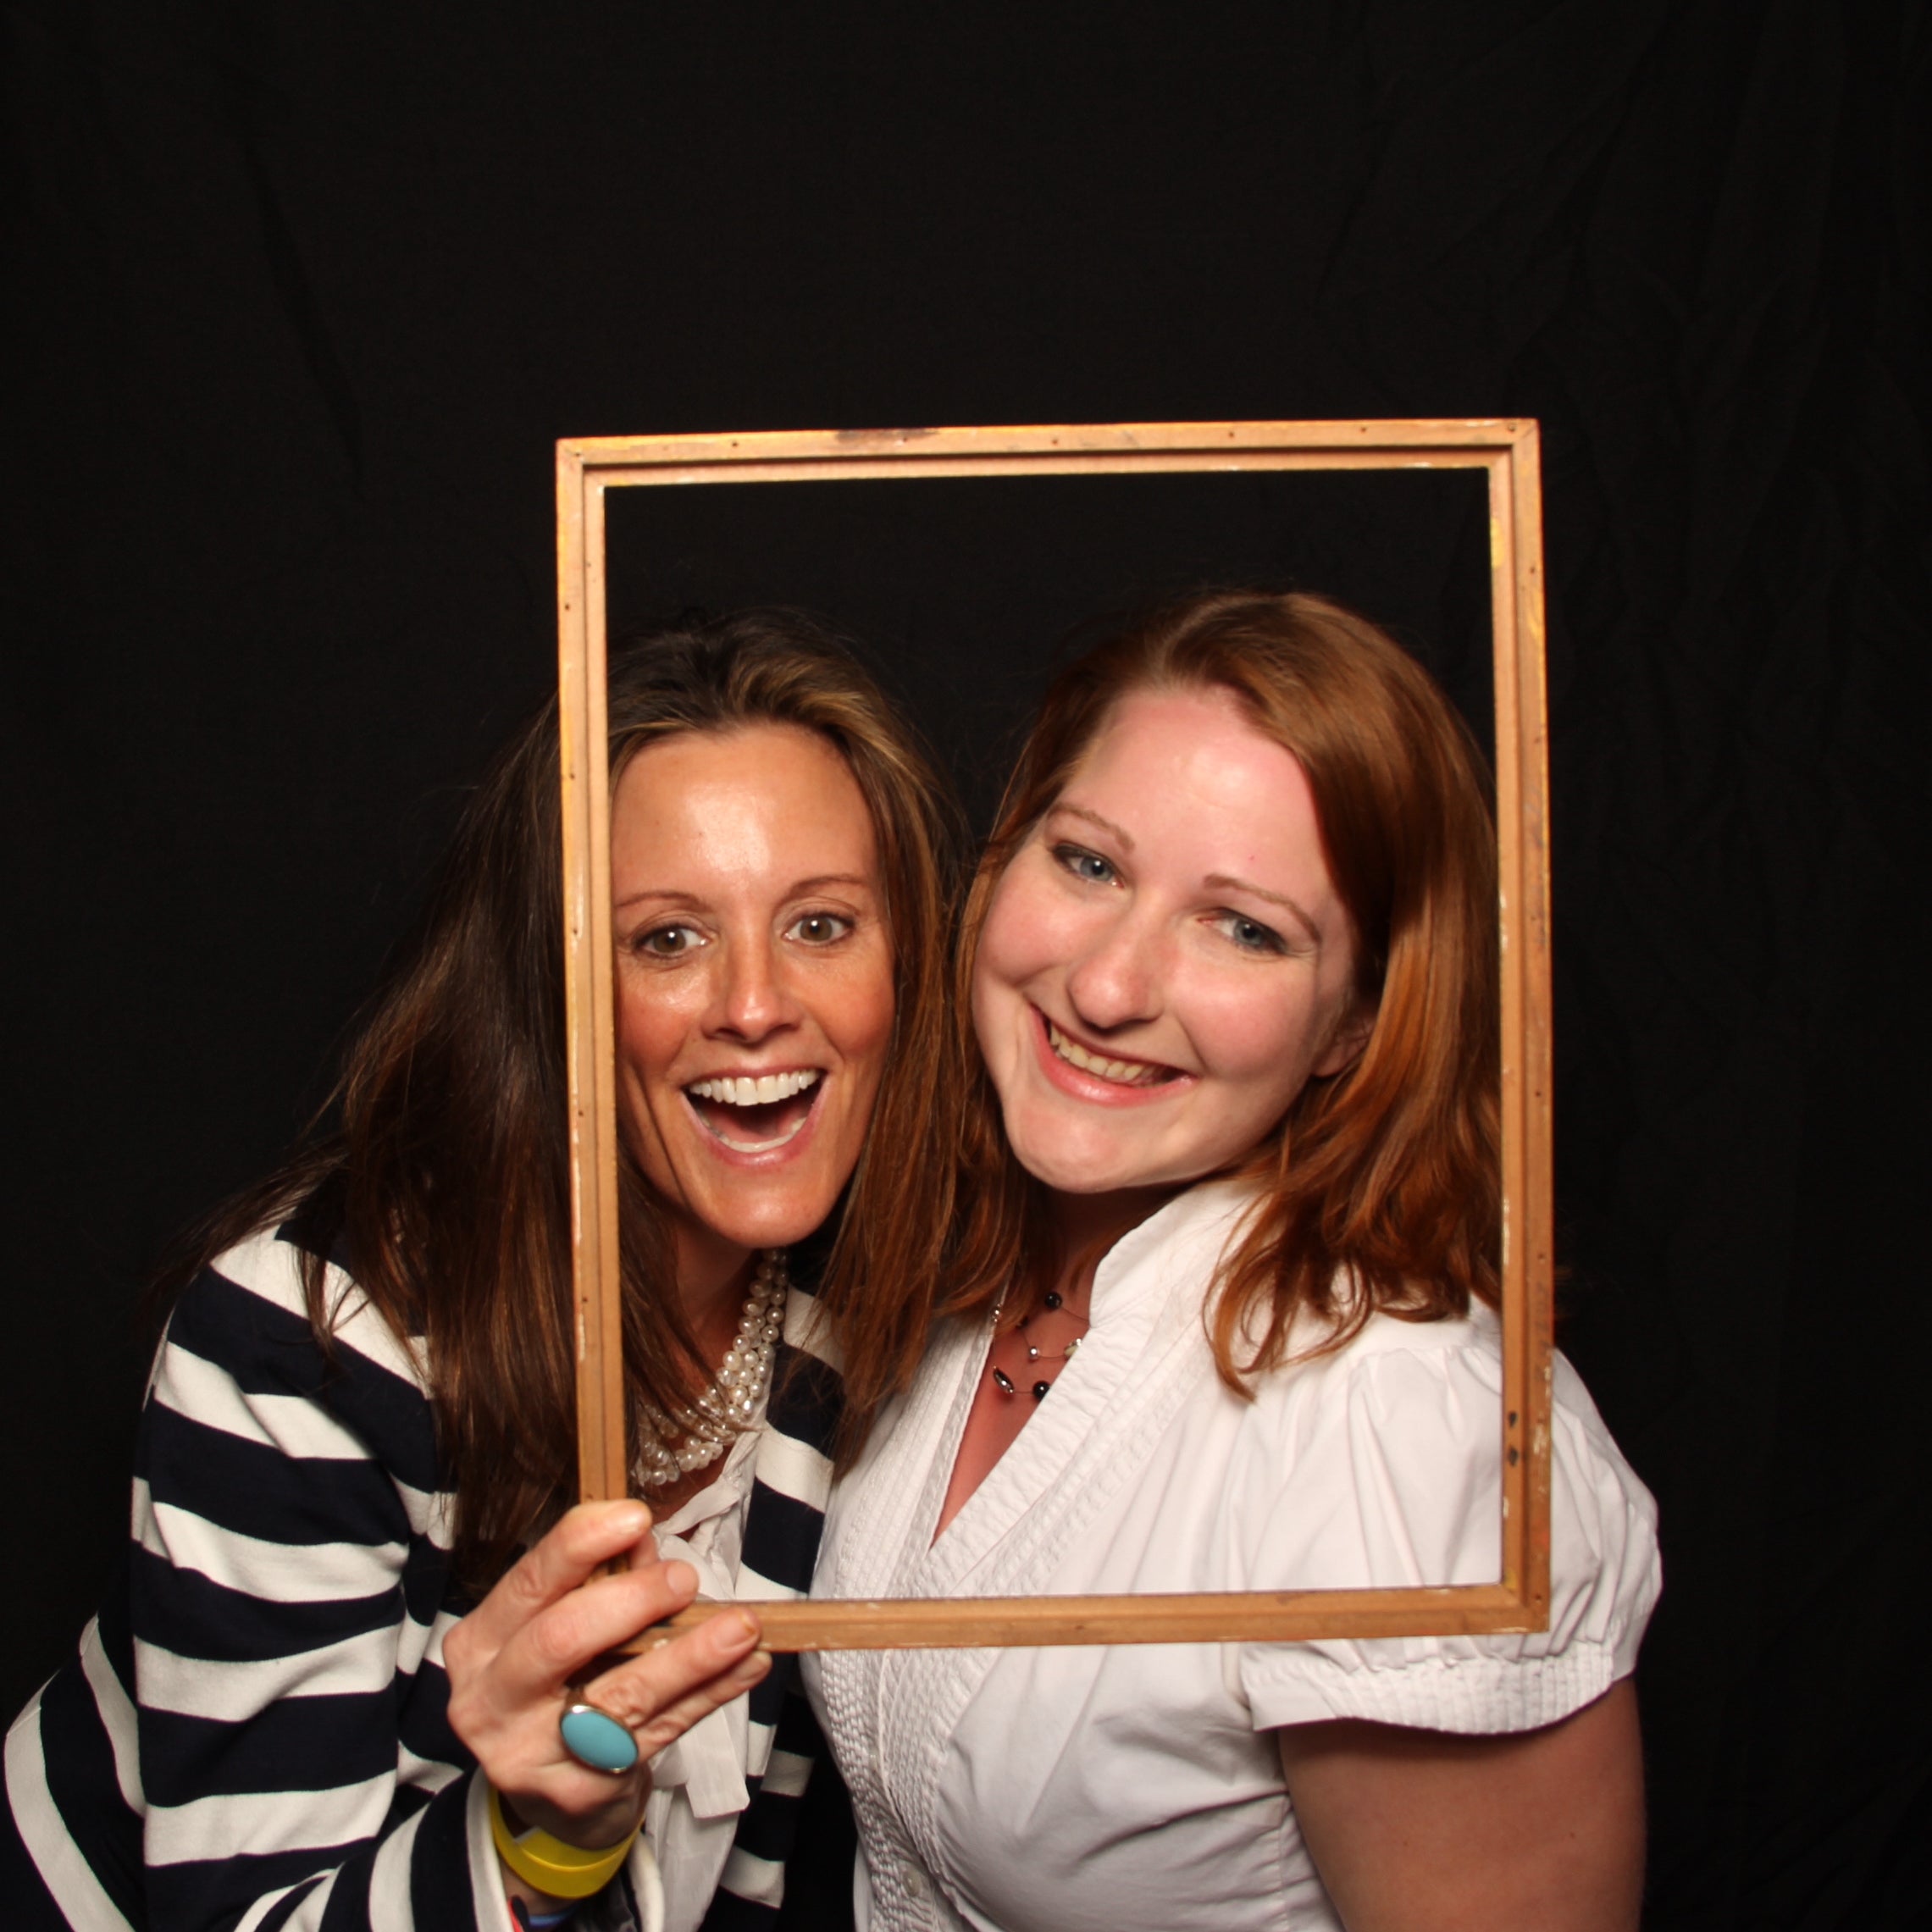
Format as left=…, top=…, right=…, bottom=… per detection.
left=787, top=911, right=854, bottom=945
left=638, top=923, right=703, bottom=958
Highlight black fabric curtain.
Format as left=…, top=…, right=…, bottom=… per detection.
left=3, top=4, right=1926, bottom=1924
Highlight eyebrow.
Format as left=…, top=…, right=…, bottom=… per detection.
left=1203, top=872, right=1322, bottom=945
left=612, top=873, right=874, bottom=915
left=1050, top=802, right=1136, bottom=850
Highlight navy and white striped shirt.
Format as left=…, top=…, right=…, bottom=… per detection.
left=4, top=1219, right=844, bottom=1931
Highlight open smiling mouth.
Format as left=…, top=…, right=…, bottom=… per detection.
left=684, top=1069, right=824, bottom=1152
left=1043, top=1015, right=1182, bottom=1089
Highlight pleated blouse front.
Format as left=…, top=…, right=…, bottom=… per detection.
left=806, top=1181, right=1661, bottom=1932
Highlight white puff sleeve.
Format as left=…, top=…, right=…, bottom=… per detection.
left=1232, top=1310, right=1661, bottom=1736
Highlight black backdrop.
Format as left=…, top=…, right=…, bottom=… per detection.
left=3, top=4, right=1927, bottom=1925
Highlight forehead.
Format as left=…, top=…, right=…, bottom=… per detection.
left=1066, top=684, right=1305, bottom=815
left=1049, top=684, right=1337, bottom=895
left=613, top=722, right=875, bottom=853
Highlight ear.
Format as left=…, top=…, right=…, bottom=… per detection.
left=1312, top=1001, right=1376, bottom=1079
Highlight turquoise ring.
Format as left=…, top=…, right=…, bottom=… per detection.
left=559, top=1699, right=640, bottom=1774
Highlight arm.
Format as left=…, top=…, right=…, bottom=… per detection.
left=134, top=1248, right=762, bottom=1931
left=1276, top=1679, right=1645, bottom=1932
left=130, top=1258, right=479, bottom=1930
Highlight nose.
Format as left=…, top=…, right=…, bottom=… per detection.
left=708, top=932, right=800, bottom=1044
left=1063, top=905, right=1164, bottom=1035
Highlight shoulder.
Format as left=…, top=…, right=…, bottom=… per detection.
left=1231, top=1307, right=1661, bottom=1734
left=1218, top=1309, right=1504, bottom=1550
left=152, top=1221, right=444, bottom=1500
left=181, top=1220, right=426, bottom=1381
left=1121, top=1187, right=1660, bottom=1603
left=1242, top=1306, right=1656, bottom=1550
left=1276, top=1304, right=1647, bottom=1481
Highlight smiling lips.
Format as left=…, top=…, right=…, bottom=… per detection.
left=1043, top=1014, right=1180, bottom=1089
left=685, top=1068, right=824, bottom=1153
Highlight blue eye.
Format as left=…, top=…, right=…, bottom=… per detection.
left=1053, top=844, right=1117, bottom=885
left=1218, top=912, right=1287, bottom=955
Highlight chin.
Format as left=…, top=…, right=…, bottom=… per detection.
left=1008, top=1138, right=1135, bottom=1199
left=713, top=1194, right=840, bottom=1254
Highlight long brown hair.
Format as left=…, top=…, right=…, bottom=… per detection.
left=161, top=611, right=963, bottom=1586
left=944, top=589, right=1498, bottom=1381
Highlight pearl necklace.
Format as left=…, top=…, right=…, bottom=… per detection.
left=636, top=1250, right=788, bottom=1490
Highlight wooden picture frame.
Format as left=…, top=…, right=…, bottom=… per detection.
left=556, top=420, right=1552, bottom=1652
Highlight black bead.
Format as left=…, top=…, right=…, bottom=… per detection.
left=1032, top=1380, right=1052, bottom=1401
left=1044, top=1290, right=1063, bottom=1310
left=992, top=1368, right=1016, bottom=1396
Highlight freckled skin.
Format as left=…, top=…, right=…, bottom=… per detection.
left=610, top=724, right=895, bottom=1304
left=972, top=685, right=1369, bottom=1223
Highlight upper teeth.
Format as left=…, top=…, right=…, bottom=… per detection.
left=1045, top=1019, right=1170, bottom=1088
left=687, top=1070, right=822, bottom=1107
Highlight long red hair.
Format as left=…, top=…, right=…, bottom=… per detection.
left=944, top=590, right=1498, bottom=1379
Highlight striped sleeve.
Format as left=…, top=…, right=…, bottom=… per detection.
left=8, top=1225, right=512, bottom=1932
left=10, top=1226, right=850, bottom=1932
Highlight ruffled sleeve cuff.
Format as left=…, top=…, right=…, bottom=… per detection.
left=1228, top=1320, right=1660, bottom=1739
left=1243, top=1633, right=1630, bottom=1735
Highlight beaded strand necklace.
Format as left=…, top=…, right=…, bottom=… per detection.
left=988, top=1286, right=1089, bottom=1403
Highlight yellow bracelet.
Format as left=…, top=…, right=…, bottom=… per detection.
left=488, top=1785, right=640, bottom=1902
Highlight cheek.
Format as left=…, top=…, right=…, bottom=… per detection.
left=613, top=976, right=700, bottom=1088
left=971, top=894, right=1041, bottom=1064
left=1183, top=977, right=1328, bottom=1096
left=976, top=867, right=1076, bottom=1000
left=828, top=945, right=898, bottom=1075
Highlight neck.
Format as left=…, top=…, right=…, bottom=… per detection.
left=1044, top=1184, right=1177, bottom=1300
left=673, top=1226, right=759, bottom=1364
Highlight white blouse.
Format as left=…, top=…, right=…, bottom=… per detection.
left=640, top=1419, right=765, bottom=1932
left=805, top=1180, right=1661, bottom=1932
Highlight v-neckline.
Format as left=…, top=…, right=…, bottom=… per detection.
left=814, top=1179, right=1260, bottom=1615
left=913, top=1182, right=1244, bottom=1579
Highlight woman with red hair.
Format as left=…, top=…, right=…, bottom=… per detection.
left=809, top=590, right=1659, bottom=1931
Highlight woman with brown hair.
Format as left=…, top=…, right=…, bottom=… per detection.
left=6, top=612, right=960, bottom=1932
left=809, top=590, right=1660, bottom=1931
